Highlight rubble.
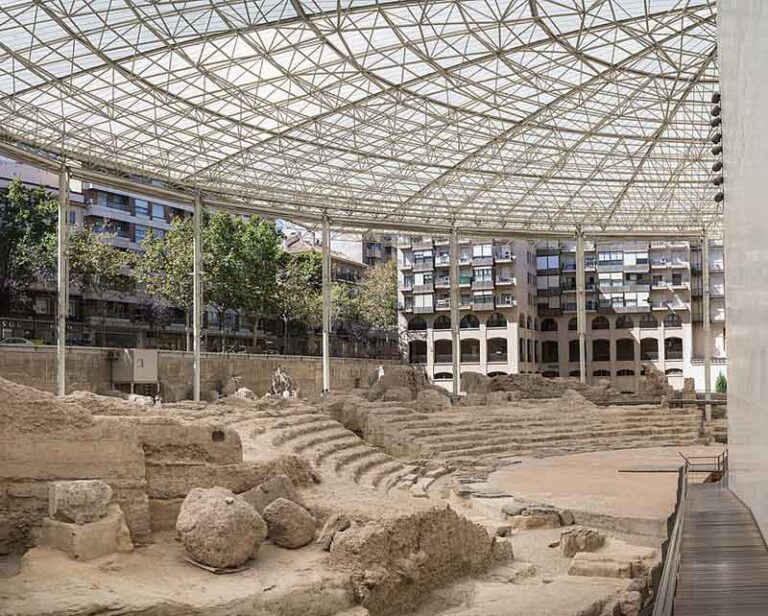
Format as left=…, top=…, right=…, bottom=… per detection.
left=271, top=366, right=299, bottom=398
left=241, top=474, right=305, bottom=514
left=41, top=502, right=133, bottom=561
left=48, top=480, right=113, bottom=525
left=561, top=527, right=605, bottom=557
left=176, top=487, right=267, bottom=568
left=262, top=498, right=316, bottom=549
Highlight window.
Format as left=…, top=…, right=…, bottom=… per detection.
left=135, top=225, right=148, bottom=244
left=434, top=372, right=452, bottom=380
left=592, top=339, right=610, bottom=362
left=407, top=316, right=427, bottom=331
left=640, top=338, right=659, bottom=360
left=665, top=337, right=683, bottom=360
left=460, top=339, right=480, bottom=363
left=542, top=340, right=559, bottom=363
left=487, top=338, right=507, bottom=362
left=434, top=339, right=452, bottom=363
left=34, top=296, right=51, bottom=315
left=460, top=314, right=480, bottom=329
left=474, top=267, right=492, bottom=282
left=68, top=211, right=76, bottom=225
left=151, top=202, right=165, bottom=220
left=541, top=318, right=558, bottom=332
left=592, top=316, right=610, bottom=330
left=665, top=368, right=684, bottom=376
left=135, top=199, right=149, bottom=217
left=640, top=315, right=658, bottom=329
left=569, top=339, right=580, bottom=362
left=616, top=315, right=634, bottom=329
left=487, top=313, right=507, bottom=328
left=568, top=317, right=578, bottom=331
left=434, top=315, right=451, bottom=330
left=472, top=244, right=492, bottom=258
left=616, top=339, right=635, bottom=361
left=409, top=340, right=427, bottom=364
left=593, top=369, right=611, bottom=377
left=664, top=313, right=682, bottom=328
left=617, top=369, right=635, bottom=376
left=414, top=294, right=433, bottom=309
left=536, top=255, right=559, bottom=270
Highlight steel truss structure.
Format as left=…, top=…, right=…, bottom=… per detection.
left=0, top=0, right=720, bottom=237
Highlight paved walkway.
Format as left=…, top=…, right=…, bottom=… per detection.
left=675, top=482, right=768, bottom=615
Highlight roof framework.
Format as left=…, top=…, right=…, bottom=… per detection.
left=0, top=0, right=720, bottom=237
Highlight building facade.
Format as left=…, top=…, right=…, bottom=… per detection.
left=398, top=236, right=726, bottom=393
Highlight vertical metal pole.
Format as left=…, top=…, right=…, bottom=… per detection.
left=192, top=194, right=203, bottom=402
left=450, top=227, right=460, bottom=396
left=56, top=163, right=69, bottom=397
left=702, top=232, right=712, bottom=421
left=576, top=232, right=587, bottom=384
left=322, top=215, right=331, bottom=392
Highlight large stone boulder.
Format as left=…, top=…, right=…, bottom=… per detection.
left=176, top=487, right=267, bottom=568
left=262, top=497, right=316, bottom=549
left=48, top=480, right=113, bottom=525
left=561, top=527, right=605, bottom=557
left=381, top=386, right=413, bottom=402
left=241, top=475, right=304, bottom=514
left=461, top=372, right=491, bottom=394
left=416, top=388, right=451, bottom=412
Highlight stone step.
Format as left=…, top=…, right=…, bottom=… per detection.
left=313, top=437, right=366, bottom=466
left=333, top=445, right=381, bottom=473
left=291, top=427, right=357, bottom=454
left=271, top=419, right=342, bottom=446
left=368, top=461, right=408, bottom=488
left=270, top=413, right=325, bottom=430
left=423, top=425, right=701, bottom=454
left=350, top=452, right=399, bottom=483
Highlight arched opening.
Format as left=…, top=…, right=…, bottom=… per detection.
left=569, top=370, right=581, bottom=377
left=434, top=315, right=451, bottom=330
left=665, top=337, right=683, bottom=360
left=664, top=313, right=682, bottom=328
left=408, top=316, right=427, bottom=331
left=665, top=368, right=684, bottom=376
left=593, top=369, right=611, bottom=377
left=434, top=372, right=453, bottom=380
left=409, top=340, right=427, bottom=364
left=519, top=338, right=526, bottom=362
left=487, top=371, right=507, bottom=377
left=640, top=338, right=659, bottom=360
left=460, top=314, right=480, bottom=329
left=533, top=318, right=539, bottom=331
left=616, top=315, right=634, bottom=329
left=617, top=369, right=635, bottom=376
left=592, top=316, right=610, bottom=330
left=568, top=317, right=578, bottom=331
left=460, top=339, right=480, bottom=363
left=542, top=340, right=559, bottom=363
left=592, top=339, right=610, bottom=362
left=526, top=316, right=533, bottom=330
left=519, top=314, right=526, bottom=328
left=434, top=339, right=452, bottom=364
left=616, top=338, right=635, bottom=361
left=569, top=339, right=580, bottom=362
left=487, top=312, right=507, bottom=328
left=487, top=338, right=508, bottom=363
left=542, top=371, right=558, bottom=378
left=541, top=318, right=558, bottom=332
left=639, top=314, right=658, bottom=329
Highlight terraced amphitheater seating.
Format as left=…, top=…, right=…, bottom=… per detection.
left=226, top=401, right=413, bottom=492
left=328, top=400, right=704, bottom=468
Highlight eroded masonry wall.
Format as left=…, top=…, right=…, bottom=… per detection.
left=0, top=346, right=398, bottom=396
left=719, top=0, right=768, bottom=539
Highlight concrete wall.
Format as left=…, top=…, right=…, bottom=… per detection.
left=0, top=346, right=399, bottom=396
left=720, top=0, right=768, bottom=538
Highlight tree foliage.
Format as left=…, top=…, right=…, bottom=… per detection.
left=716, top=373, right=727, bottom=394
left=357, top=259, right=398, bottom=330
left=0, top=178, right=58, bottom=311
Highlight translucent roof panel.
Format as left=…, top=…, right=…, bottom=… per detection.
left=0, top=0, right=720, bottom=235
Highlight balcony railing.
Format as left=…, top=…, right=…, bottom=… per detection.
left=472, top=279, right=494, bottom=290
left=495, top=297, right=515, bottom=307
left=472, top=300, right=495, bottom=311
left=434, top=257, right=450, bottom=267
left=413, top=240, right=433, bottom=250
left=413, top=261, right=433, bottom=272
left=413, top=305, right=433, bottom=314
left=473, top=255, right=493, bottom=266
left=435, top=299, right=450, bottom=310
left=434, top=277, right=451, bottom=288
left=413, top=283, right=434, bottom=294
left=495, top=276, right=515, bottom=285
left=494, top=250, right=515, bottom=262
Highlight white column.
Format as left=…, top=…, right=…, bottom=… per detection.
left=702, top=232, right=712, bottom=421
left=450, top=227, right=460, bottom=396
left=322, top=215, right=331, bottom=393
left=56, top=163, right=69, bottom=397
left=576, top=232, right=587, bottom=384
left=192, top=193, right=203, bottom=402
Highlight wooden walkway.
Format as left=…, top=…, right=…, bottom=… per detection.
left=675, top=482, right=768, bottom=615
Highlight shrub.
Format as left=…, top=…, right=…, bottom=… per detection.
left=715, top=373, right=727, bottom=394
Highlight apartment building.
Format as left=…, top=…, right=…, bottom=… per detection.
left=398, top=236, right=726, bottom=393
left=362, top=234, right=397, bottom=267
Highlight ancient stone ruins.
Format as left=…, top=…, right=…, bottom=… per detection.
left=0, top=364, right=719, bottom=616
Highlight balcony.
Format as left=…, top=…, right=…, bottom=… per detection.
left=495, top=276, right=515, bottom=286
left=413, top=283, right=434, bottom=294
left=435, top=299, right=450, bottom=311
left=473, top=255, right=493, bottom=266
left=398, top=238, right=412, bottom=248
left=472, top=279, right=494, bottom=290
left=458, top=275, right=472, bottom=287
left=624, top=264, right=650, bottom=273
left=459, top=299, right=472, bottom=310
left=413, top=240, right=433, bottom=250
left=473, top=300, right=495, bottom=311
left=494, top=250, right=515, bottom=263
left=434, top=277, right=451, bottom=288
left=434, top=256, right=450, bottom=267
left=414, top=305, right=434, bottom=314
left=538, top=307, right=562, bottom=316
left=495, top=297, right=516, bottom=307
left=596, top=263, right=624, bottom=273
left=670, top=260, right=689, bottom=268
left=400, top=261, right=413, bottom=270
left=459, top=255, right=473, bottom=265
left=399, top=304, right=413, bottom=313
left=413, top=261, right=433, bottom=273
left=400, top=283, right=413, bottom=292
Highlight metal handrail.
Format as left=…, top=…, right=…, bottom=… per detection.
left=651, top=450, right=728, bottom=616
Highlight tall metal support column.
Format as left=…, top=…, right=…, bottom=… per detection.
left=192, top=193, right=203, bottom=402
left=322, top=215, right=331, bottom=393
left=702, top=232, right=712, bottom=422
left=56, top=164, right=70, bottom=397
left=576, top=232, right=587, bottom=384
left=450, top=227, right=461, bottom=396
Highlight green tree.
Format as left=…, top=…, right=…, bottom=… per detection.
left=716, top=373, right=727, bottom=394
left=357, top=259, right=398, bottom=332
left=276, top=252, right=323, bottom=352
left=0, top=178, right=58, bottom=312
left=68, top=225, right=133, bottom=345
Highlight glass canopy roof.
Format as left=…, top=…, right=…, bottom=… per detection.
left=0, top=0, right=720, bottom=235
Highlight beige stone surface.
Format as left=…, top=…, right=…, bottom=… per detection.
left=41, top=503, right=133, bottom=561
left=48, top=480, right=113, bottom=524
left=262, top=498, right=316, bottom=549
